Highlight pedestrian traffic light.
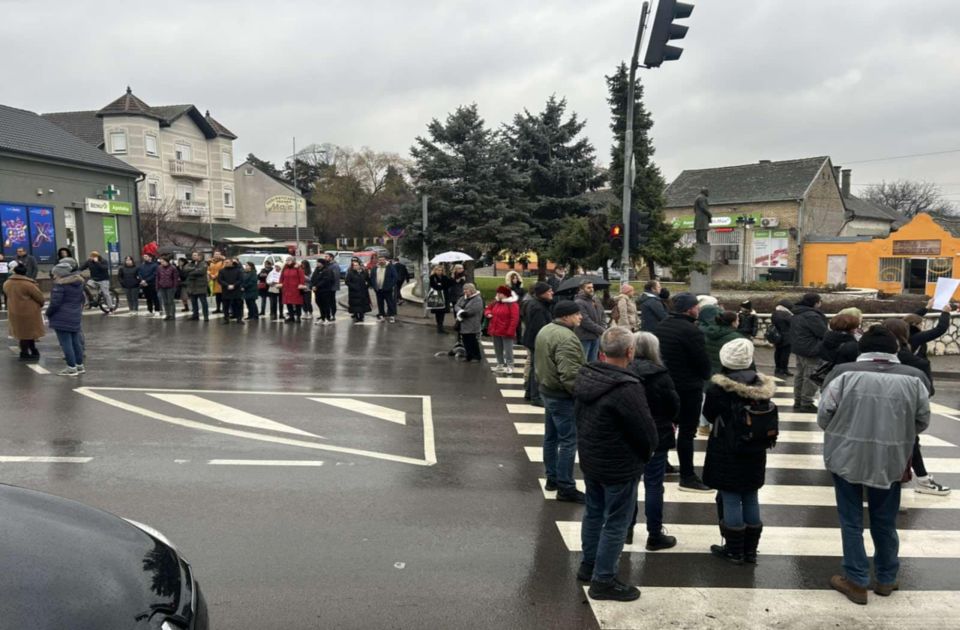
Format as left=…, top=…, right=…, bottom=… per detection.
left=630, top=210, right=651, bottom=249
left=644, top=0, right=694, bottom=68
left=609, top=223, right=624, bottom=251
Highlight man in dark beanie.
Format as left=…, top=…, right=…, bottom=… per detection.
left=818, top=325, right=930, bottom=606
left=791, top=292, right=827, bottom=412
left=654, top=292, right=712, bottom=492
left=521, top=281, right=555, bottom=406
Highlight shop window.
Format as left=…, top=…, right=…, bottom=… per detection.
left=927, top=258, right=953, bottom=283
left=110, top=131, right=127, bottom=154
left=145, top=134, right=158, bottom=157
left=878, top=258, right=903, bottom=283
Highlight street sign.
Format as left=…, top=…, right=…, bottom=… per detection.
left=386, top=227, right=405, bottom=239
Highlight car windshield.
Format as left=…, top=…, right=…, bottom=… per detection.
left=335, top=253, right=353, bottom=266
left=238, top=254, right=268, bottom=267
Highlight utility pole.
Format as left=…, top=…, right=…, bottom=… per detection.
left=621, top=2, right=650, bottom=288
left=421, top=196, right=431, bottom=318
left=292, top=137, right=300, bottom=256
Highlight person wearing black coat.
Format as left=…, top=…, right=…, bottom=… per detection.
left=770, top=300, right=794, bottom=377
left=904, top=301, right=953, bottom=359
left=818, top=313, right=861, bottom=366
left=117, top=256, right=141, bottom=313
left=627, top=332, right=680, bottom=551
left=638, top=280, right=668, bottom=332
left=217, top=259, right=245, bottom=323
left=790, top=293, right=827, bottom=412
left=573, top=328, right=658, bottom=602
left=654, top=292, right=712, bottom=492
left=521, top=282, right=554, bottom=406
left=702, top=338, right=778, bottom=565
left=736, top=301, right=758, bottom=338
left=345, top=260, right=371, bottom=322
left=313, top=254, right=341, bottom=324
left=428, top=266, right=453, bottom=333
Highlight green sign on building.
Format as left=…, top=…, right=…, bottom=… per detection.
left=102, top=216, right=118, bottom=250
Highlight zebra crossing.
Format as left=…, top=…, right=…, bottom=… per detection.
left=481, top=339, right=960, bottom=628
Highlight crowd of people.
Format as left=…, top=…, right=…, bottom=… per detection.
left=464, top=268, right=950, bottom=605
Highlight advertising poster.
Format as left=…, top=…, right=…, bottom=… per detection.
left=103, top=216, right=119, bottom=250
left=770, top=230, right=790, bottom=267
left=1, top=204, right=28, bottom=257
left=28, top=206, right=56, bottom=263
left=752, top=230, right=771, bottom=266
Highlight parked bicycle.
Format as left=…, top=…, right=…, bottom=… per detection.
left=83, top=279, right=119, bottom=313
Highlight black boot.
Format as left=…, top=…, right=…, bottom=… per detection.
left=710, top=521, right=745, bottom=565
left=743, top=524, right=762, bottom=564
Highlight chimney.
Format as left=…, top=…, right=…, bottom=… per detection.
left=833, top=165, right=841, bottom=182
left=758, top=159, right=771, bottom=164
left=841, top=168, right=851, bottom=198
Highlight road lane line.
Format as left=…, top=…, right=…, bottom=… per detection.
left=499, top=389, right=526, bottom=398
left=27, top=364, right=50, bottom=375
left=209, top=459, right=325, bottom=466
left=506, top=404, right=543, bottom=415
left=0, top=456, right=91, bottom=463
left=556, top=521, right=960, bottom=558
left=309, top=397, right=406, bottom=425
left=496, top=377, right=525, bottom=385
left=148, top=393, right=323, bottom=438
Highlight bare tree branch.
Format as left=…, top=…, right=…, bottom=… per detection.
left=862, top=179, right=957, bottom=218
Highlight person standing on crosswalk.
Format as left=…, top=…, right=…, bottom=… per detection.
left=520, top=282, right=554, bottom=407
left=655, top=292, right=713, bottom=493
left=534, top=300, right=587, bottom=503
left=574, top=326, right=658, bottom=602
left=47, top=258, right=86, bottom=376
left=702, top=338, right=778, bottom=565
left=817, top=325, right=930, bottom=606
left=791, top=293, right=827, bottom=413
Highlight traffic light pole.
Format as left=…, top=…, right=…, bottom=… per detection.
left=621, top=1, right=650, bottom=288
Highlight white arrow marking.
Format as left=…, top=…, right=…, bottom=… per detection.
left=309, top=397, right=406, bottom=425
left=147, top=393, right=322, bottom=438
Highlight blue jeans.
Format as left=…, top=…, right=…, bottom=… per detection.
left=581, top=338, right=600, bottom=363
left=833, top=474, right=901, bottom=587
left=542, top=395, right=577, bottom=492
left=581, top=478, right=639, bottom=582
left=55, top=329, right=84, bottom=367
left=719, top=490, right=761, bottom=528
left=643, top=451, right=668, bottom=534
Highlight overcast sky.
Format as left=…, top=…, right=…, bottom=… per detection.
left=3, top=0, right=958, bottom=200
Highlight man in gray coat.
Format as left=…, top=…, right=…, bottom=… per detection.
left=817, top=326, right=930, bottom=606
left=455, top=283, right=484, bottom=362
left=574, top=281, right=606, bottom=362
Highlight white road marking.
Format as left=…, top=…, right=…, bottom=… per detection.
left=27, top=364, right=50, bottom=375
left=309, top=397, right=406, bottom=425
left=773, top=397, right=810, bottom=407
left=499, top=389, right=526, bottom=398
left=535, top=478, right=960, bottom=510
left=483, top=348, right=527, bottom=355
left=931, top=402, right=960, bottom=422
left=0, top=456, right=91, bottom=463
left=209, top=459, right=325, bottom=466
left=556, top=521, right=960, bottom=558
left=776, top=385, right=794, bottom=394
left=496, top=377, right=525, bottom=385
left=147, top=393, right=322, bottom=438
left=585, top=587, right=960, bottom=630
left=506, top=404, right=543, bottom=415
left=778, top=411, right=816, bottom=421
left=75, top=387, right=437, bottom=467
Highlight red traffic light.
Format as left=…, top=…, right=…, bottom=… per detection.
left=610, top=224, right=623, bottom=238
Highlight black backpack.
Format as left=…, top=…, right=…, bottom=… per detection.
left=764, top=324, right=782, bottom=345
left=716, top=397, right=779, bottom=450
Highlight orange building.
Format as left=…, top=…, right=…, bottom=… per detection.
left=803, top=213, right=960, bottom=297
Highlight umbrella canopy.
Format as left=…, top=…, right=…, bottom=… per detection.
left=556, top=274, right=611, bottom=293
left=430, top=251, right=474, bottom=264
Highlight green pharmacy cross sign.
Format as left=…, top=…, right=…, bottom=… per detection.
left=103, top=185, right=120, bottom=200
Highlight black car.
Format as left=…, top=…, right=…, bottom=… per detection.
left=0, top=484, right=208, bottom=629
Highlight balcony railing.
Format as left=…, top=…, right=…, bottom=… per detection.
left=169, top=159, right=207, bottom=180
left=177, top=200, right=207, bottom=217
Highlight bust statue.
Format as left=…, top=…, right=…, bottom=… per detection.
left=693, top=188, right=712, bottom=245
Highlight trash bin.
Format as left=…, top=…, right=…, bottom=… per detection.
left=768, top=268, right=796, bottom=282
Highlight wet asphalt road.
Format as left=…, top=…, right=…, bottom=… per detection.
left=2, top=306, right=960, bottom=629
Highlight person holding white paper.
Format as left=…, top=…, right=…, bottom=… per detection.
left=932, top=277, right=960, bottom=311
left=903, top=298, right=954, bottom=360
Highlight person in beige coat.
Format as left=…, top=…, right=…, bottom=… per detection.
left=611, top=284, right=639, bottom=331
left=3, top=265, right=45, bottom=360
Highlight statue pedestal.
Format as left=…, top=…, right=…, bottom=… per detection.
left=690, top=243, right=712, bottom=295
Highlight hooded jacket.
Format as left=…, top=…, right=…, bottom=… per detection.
left=638, top=293, right=668, bottom=332
left=790, top=304, right=827, bottom=357
left=655, top=313, right=712, bottom=391
left=611, top=293, right=639, bottom=331
left=702, top=322, right=745, bottom=375
left=818, top=354, right=930, bottom=488
left=574, top=362, right=658, bottom=484
left=628, top=359, right=679, bottom=453
left=770, top=305, right=792, bottom=347
left=702, top=370, right=778, bottom=493
left=484, top=294, right=519, bottom=338
left=46, top=272, right=85, bottom=333
left=4, top=275, right=45, bottom=339
left=818, top=330, right=859, bottom=365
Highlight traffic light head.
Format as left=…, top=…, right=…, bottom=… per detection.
left=644, top=0, right=694, bottom=68
left=629, top=210, right=651, bottom=249
left=609, top=223, right=624, bottom=250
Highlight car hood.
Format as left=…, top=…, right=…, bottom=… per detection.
left=0, top=484, right=182, bottom=629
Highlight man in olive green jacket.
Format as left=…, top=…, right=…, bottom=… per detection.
left=535, top=300, right=587, bottom=503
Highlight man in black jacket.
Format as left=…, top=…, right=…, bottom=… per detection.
left=575, top=326, right=658, bottom=602
left=791, top=292, right=827, bottom=412
left=655, top=292, right=712, bottom=492
left=314, top=254, right=340, bottom=324
left=638, top=279, right=668, bottom=332
left=521, top=282, right=554, bottom=406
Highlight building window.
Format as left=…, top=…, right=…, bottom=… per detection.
left=174, top=142, right=192, bottom=161
left=147, top=180, right=160, bottom=199
left=176, top=183, right=194, bottom=201
left=221, top=151, right=233, bottom=171
left=878, top=257, right=903, bottom=283
left=244, top=167, right=254, bottom=176
left=223, top=188, right=233, bottom=207
left=927, top=258, right=953, bottom=283
left=110, top=131, right=127, bottom=154
left=145, top=134, right=158, bottom=157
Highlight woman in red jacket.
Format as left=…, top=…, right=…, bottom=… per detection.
left=279, top=257, right=306, bottom=323
left=485, top=285, right=520, bottom=374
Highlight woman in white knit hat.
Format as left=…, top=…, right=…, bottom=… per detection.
left=701, top=338, right=778, bottom=566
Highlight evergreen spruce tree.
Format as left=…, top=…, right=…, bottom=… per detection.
left=607, top=62, right=693, bottom=278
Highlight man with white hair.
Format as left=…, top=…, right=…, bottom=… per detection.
left=574, top=326, right=658, bottom=601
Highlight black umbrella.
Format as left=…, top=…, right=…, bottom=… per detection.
left=556, top=274, right=611, bottom=293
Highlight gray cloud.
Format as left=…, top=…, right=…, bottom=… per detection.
left=2, top=0, right=958, bottom=198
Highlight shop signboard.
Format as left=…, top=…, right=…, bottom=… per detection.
left=103, top=216, right=119, bottom=252
left=671, top=211, right=763, bottom=230
left=85, top=198, right=131, bottom=215
left=893, top=239, right=941, bottom=256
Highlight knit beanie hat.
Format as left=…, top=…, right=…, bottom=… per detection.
left=554, top=300, right=580, bottom=318
left=858, top=325, right=899, bottom=355
left=533, top=281, right=552, bottom=296
left=672, top=292, right=698, bottom=313
left=719, top=338, right=754, bottom=370
left=51, top=257, right=78, bottom=278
